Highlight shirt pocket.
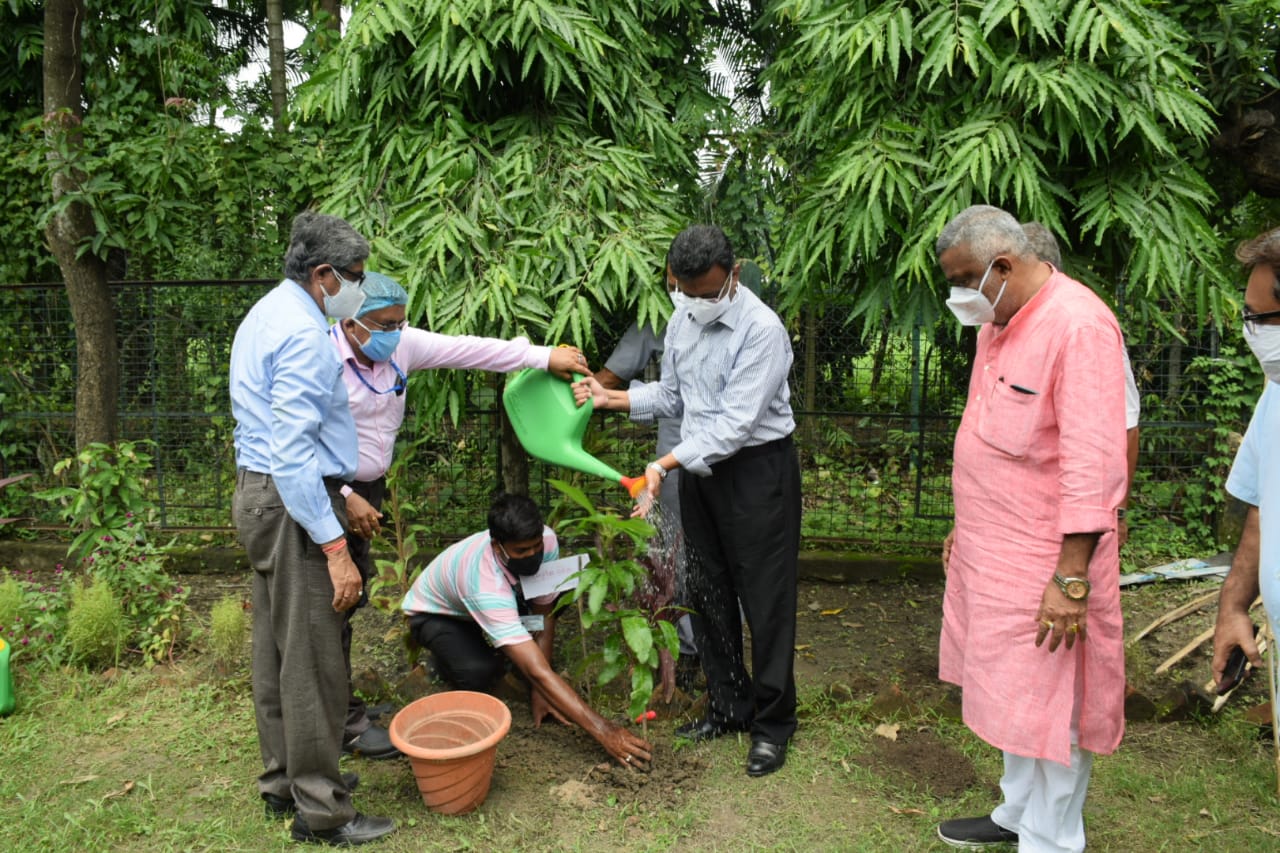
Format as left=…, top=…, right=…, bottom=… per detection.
left=977, top=381, right=1042, bottom=458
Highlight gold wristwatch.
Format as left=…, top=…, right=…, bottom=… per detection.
left=1053, top=573, right=1091, bottom=601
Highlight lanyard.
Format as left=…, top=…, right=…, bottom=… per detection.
left=333, top=326, right=406, bottom=395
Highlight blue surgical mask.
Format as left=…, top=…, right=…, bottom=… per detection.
left=354, top=318, right=401, bottom=362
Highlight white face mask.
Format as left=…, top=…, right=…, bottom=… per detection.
left=673, top=271, right=734, bottom=325
left=945, top=261, right=1007, bottom=327
left=322, top=268, right=366, bottom=320
left=1244, top=323, right=1280, bottom=384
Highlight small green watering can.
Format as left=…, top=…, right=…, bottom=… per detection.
left=0, top=636, right=14, bottom=715
left=503, top=368, right=645, bottom=498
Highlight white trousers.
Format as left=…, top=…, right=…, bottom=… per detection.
left=991, top=746, right=1094, bottom=853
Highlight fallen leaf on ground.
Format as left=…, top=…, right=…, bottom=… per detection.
left=102, top=781, right=134, bottom=800
left=106, top=712, right=126, bottom=726
left=841, top=621, right=864, bottom=629
left=888, top=805, right=925, bottom=815
left=794, top=644, right=812, bottom=651
left=874, top=723, right=900, bottom=741
left=840, top=759, right=851, bottom=772
left=820, top=608, right=844, bottom=616
left=60, top=775, right=100, bottom=786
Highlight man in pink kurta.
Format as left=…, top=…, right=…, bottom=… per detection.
left=934, top=206, right=1128, bottom=853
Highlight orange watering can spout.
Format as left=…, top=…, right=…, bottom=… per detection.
left=620, top=475, right=646, bottom=498
left=503, top=368, right=644, bottom=497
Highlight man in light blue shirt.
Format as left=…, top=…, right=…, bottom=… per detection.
left=574, top=224, right=801, bottom=778
left=230, top=211, right=395, bottom=847
left=1213, top=227, right=1280, bottom=714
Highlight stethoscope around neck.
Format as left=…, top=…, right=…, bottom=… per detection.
left=332, top=325, right=406, bottom=396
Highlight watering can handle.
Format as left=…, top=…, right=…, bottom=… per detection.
left=554, top=343, right=590, bottom=382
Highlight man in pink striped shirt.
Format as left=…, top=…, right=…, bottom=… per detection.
left=401, top=492, right=653, bottom=767
left=934, top=206, right=1128, bottom=852
left=330, top=271, right=583, bottom=760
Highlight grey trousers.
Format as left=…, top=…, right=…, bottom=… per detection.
left=234, top=469, right=355, bottom=831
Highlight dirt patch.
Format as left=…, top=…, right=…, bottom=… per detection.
left=857, top=726, right=989, bottom=799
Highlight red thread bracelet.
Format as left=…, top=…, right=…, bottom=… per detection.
left=321, top=539, right=347, bottom=555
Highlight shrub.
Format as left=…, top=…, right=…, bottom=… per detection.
left=208, top=595, right=247, bottom=673
left=0, top=567, right=71, bottom=666
left=0, top=575, right=20, bottom=636
left=65, top=580, right=125, bottom=668
left=82, top=520, right=189, bottom=664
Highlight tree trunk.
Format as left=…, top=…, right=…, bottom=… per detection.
left=266, top=0, right=287, bottom=123
left=314, top=0, right=341, bottom=31
left=497, top=376, right=530, bottom=496
left=44, top=0, right=117, bottom=450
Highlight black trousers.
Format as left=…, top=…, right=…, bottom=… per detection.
left=679, top=435, right=801, bottom=745
left=341, top=476, right=386, bottom=739
left=407, top=613, right=507, bottom=691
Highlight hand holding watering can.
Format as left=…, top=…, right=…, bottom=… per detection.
left=567, top=373, right=663, bottom=516
left=503, top=363, right=647, bottom=502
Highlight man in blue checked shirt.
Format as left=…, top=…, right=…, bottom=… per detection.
left=573, top=224, right=801, bottom=778
left=230, top=211, right=395, bottom=847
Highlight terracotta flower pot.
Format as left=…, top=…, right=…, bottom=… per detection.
left=389, top=690, right=512, bottom=815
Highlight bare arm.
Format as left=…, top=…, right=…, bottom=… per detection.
left=1212, top=505, right=1263, bottom=686
left=595, top=368, right=624, bottom=390
left=502, top=639, right=653, bottom=767
left=1035, top=532, right=1100, bottom=652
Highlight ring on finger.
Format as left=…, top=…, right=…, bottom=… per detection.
left=1040, top=619, right=1053, bottom=629
left=624, top=755, right=631, bottom=763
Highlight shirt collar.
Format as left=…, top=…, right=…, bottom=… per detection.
left=284, top=278, right=328, bottom=327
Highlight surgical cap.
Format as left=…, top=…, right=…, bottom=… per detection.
left=356, top=271, right=409, bottom=316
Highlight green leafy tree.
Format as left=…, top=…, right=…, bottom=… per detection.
left=294, top=1, right=719, bottom=421
left=4, top=0, right=333, bottom=449
left=761, top=0, right=1226, bottom=328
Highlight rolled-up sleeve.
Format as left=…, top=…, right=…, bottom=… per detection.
left=1054, top=322, right=1128, bottom=536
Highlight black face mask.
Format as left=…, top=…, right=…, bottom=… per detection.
left=501, top=545, right=544, bottom=577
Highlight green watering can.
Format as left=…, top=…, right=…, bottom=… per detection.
left=0, top=636, right=14, bottom=715
left=503, top=368, right=646, bottom=498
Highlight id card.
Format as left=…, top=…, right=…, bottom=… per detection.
left=519, top=614, right=545, bottom=633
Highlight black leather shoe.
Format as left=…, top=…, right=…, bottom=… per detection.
left=746, top=739, right=787, bottom=777
left=675, top=717, right=748, bottom=743
left=341, top=725, right=401, bottom=760
left=263, top=772, right=359, bottom=819
left=291, top=812, right=396, bottom=846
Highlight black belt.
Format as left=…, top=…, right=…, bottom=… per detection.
left=731, top=434, right=793, bottom=462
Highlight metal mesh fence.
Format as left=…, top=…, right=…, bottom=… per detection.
left=0, top=281, right=1237, bottom=556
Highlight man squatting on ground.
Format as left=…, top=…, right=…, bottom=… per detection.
left=572, top=224, right=802, bottom=779
left=401, top=492, right=653, bottom=767
left=328, top=270, right=583, bottom=760
left=934, top=205, right=1128, bottom=852
left=1212, top=226, right=1280, bottom=720
left=230, top=211, right=396, bottom=846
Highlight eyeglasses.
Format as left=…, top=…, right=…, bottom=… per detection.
left=332, top=266, right=367, bottom=287
left=1242, top=307, right=1280, bottom=335
left=685, top=269, right=735, bottom=301
left=354, top=317, right=408, bottom=333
